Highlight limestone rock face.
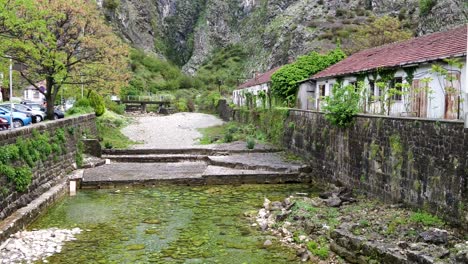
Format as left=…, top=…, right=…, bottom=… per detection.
left=102, top=0, right=467, bottom=73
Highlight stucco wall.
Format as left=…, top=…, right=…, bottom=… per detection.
left=299, top=58, right=467, bottom=120
left=283, top=110, right=467, bottom=227
left=0, top=114, right=97, bottom=222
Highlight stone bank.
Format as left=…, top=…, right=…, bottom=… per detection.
left=222, top=103, right=468, bottom=228
left=0, top=114, right=98, bottom=243
left=282, top=110, right=468, bottom=228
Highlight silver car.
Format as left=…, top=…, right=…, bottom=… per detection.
left=0, top=103, right=46, bottom=123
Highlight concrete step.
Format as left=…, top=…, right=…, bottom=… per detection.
left=102, top=154, right=209, bottom=163
left=80, top=162, right=309, bottom=188
left=102, top=147, right=282, bottom=156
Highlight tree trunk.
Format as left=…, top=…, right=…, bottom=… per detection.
left=45, top=77, right=55, bottom=120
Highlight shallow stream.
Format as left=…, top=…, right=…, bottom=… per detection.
left=30, top=184, right=317, bottom=263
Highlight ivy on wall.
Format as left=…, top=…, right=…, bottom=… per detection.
left=270, top=47, right=346, bottom=104
left=0, top=127, right=78, bottom=195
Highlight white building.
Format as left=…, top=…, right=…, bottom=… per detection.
left=297, top=25, right=467, bottom=120
left=23, top=80, right=46, bottom=103
left=233, top=67, right=281, bottom=107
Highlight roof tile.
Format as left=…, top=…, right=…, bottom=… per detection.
left=237, top=66, right=282, bottom=89
left=313, top=25, right=467, bottom=79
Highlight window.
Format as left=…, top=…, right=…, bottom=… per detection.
left=33, top=91, right=40, bottom=99
left=319, top=84, right=326, bottom=97
left=369, top=81, right=376, bottom=102
left=391, top=77, right=403, bottom=101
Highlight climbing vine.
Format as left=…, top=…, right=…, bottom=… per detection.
left=403, top=66, right=417, bottom=86
left=270, top=47, right=346, bottom=104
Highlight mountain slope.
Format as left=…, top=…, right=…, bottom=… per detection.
left=101, top=0, right=467, bottom=75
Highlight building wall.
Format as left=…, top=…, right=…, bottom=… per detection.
left=283, top=110, right=467, bottom=227
left=233, top=83, right=269, bottom=107
left=23, top=89, right=45, bottom=103
left=298, top=57, right=467, bottom=120
left=0, top=114, right=97, bottom=224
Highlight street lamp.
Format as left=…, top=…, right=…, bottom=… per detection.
left=5, top=56, right=14, bottom=130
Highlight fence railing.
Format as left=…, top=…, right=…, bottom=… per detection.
left=125, top=95, right=174, bottom=102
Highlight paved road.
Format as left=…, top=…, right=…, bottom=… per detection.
left=122, top=112, right=223, bottom=149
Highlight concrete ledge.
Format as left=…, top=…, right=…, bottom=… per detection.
left=102, top=147, right=282, bottom=156
left=0, top=180, right=68, bottom=244
left=80, top=172, right=309, bottom=189
left=288, top=108, right=465, bottom=124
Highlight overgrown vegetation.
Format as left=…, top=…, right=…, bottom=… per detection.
left=0, top=128, right=71, bottom=193
left=96, top=111, right=136, bottom=149
left=198, top=108, right=289, bottom=147
left=419, top=0, right=436, bottom=16
left=270, top=48, right=346, bottom=104
left=124, top=45, right=247, bottom=114
left=323, top=83, right=362, bottom=127
left=345, top=15, right=413, bottom=54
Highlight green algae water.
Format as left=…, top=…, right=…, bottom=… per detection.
left=30, top=184, right=316, bottom=264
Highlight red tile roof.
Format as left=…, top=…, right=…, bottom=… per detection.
left=313, top=25, right=467, bottom=79
left=237, top=66, right=282, bottom=89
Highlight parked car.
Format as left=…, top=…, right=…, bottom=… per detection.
left=20, top=101, right=65, bottom=120
left=0, top=117, right=9, bottom=130
left=0, top=103, right=45, bottom=123
left=0, top=107, right=32, bottom=127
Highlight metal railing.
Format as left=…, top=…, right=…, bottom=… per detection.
left=125, top=95, right=174, bottom=102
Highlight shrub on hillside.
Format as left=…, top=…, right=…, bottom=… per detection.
left=89, top=91, right=106, bottom=116
left=104, top=98, right=125, bottom=115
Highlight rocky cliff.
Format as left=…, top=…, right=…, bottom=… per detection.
left=101, top=0, right=467, bottom=75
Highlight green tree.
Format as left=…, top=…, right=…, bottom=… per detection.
left=346, top=16, right=413, bottom=54
left=0, top=0, right=129, bottom=119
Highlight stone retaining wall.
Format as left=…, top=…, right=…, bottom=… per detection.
left=283, top=110, right=467, bottom=227
left=0, top=114, right=97, bottom=223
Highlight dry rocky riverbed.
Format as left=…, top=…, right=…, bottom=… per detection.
left=252, top=185, right=468, bottom=263
left=0, top=228, right=81, bottom=263
left=122, top=112, right=224, bottom=148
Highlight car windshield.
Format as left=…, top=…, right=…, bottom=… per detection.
left=28, top=104, right=42, bottom=110
left=15, top=104, right=30, bottom=111
left=0, top=107, right=10, bottom=113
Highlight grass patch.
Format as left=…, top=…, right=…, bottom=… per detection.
left=410, top=211, right=444, bottom=227
left=198, top=125, right=227, bottom=144
left=96, top=111, right=136, bottom=149
left=197, top=121, right=267, bottom=145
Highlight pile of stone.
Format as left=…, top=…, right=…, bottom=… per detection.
left=254, top=189, right=468, bottom=264
left=0, top=228, right=81, bottom=264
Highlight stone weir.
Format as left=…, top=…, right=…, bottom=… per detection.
left=81, top=145, right=312, bottom=188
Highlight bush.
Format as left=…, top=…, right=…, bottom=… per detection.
left=74, top=98, right=91, bottom=108
left=89, top=90, right=106, bottom=116
left=175, top=98, right=189, bottom=112
left=224, top=132, right=233, bottom=143
left=104, top=141, right=113, bottom=149
left=246, top=137, right=255, bottom=149
left=419, top=0, right=436, bottom=15
left=103, top=0, right=119, bottom=10
left=323, top=83, right=361, bottom=128
left=66, top=106, right=94, bottom=116
left=104, top=98, right=125, bottom=114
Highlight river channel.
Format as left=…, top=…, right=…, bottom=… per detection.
left=30, top=184, right=317, bottom=263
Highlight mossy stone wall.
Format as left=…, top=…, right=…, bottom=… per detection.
left=0, top=114, right=97, bottom=221
left=283, top=110, right=467, bottom=227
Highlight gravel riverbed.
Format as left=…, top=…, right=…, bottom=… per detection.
left=122, top=112, right=224, bottom=149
